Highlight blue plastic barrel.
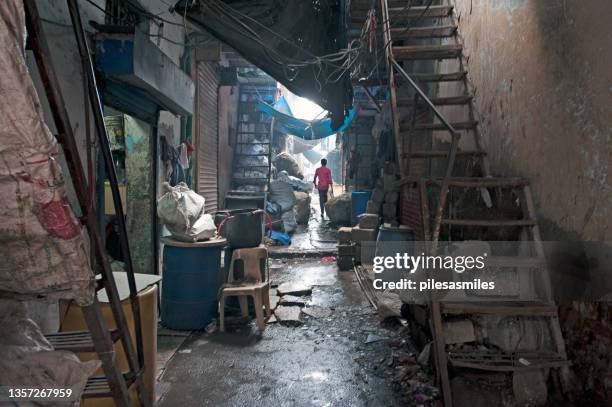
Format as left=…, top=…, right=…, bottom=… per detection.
left=161, top=237, right=227, bottom=330
left=351, top=190, right=372, bottom=225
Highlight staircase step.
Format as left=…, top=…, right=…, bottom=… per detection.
left=391, top=25, right=458, bottom=39
left=389, top=5, right=454, bottom=18
left=409, top=71, right=468, bottom=83
left=408, top=120, right=477, bottom=131
left=408, top=150, right=485, bottom=158
left=350, top=5, right=454, bottom=22
left=393, top=44, right=463, bottom=60
left=46, top=330, right=120, bottom=353
left=449, top=349, right=570, bottom=372
left=398, top=95, right=473, bottom=107
left=441, top=219, right=537, bottom=227
left=441, top=301, right=555, bottom=316
left=422, top=176, right=530, bottom=188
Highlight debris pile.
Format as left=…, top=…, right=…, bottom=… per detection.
left=266, top=157, right=312, bottom=237
left=268, top=282, right=313, bottom=327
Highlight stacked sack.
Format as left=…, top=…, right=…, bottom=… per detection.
left=365, top=161, right=400, bottom=225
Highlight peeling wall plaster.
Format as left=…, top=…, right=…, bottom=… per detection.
left=440, top=0, right=612, bottom=240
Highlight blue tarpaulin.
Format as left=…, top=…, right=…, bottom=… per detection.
left=259, top=97, right=356, bottom=140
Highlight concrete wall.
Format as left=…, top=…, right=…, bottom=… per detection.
left=439, top=0, right=612, bottom=241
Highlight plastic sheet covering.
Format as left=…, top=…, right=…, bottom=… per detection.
left=182, top=0, right=353, bottom=130
left=259, top=97, right=357, bottom=140
left=0, top=299, right=100, bottom=402
left=0, top=0, right=94, bottom=305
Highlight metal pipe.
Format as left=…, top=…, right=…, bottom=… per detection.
left=391, top=58, right=458, bottom=135
left=65, top=0, right=147, bottom=400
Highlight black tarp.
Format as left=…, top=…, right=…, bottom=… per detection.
left=178, top=0, right=353, bottom=130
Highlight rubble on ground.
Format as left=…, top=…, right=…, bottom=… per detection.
left=274, top=305, right=303, bottom=326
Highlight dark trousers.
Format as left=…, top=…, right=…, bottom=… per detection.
left=318, top=189, right=328, bottom=216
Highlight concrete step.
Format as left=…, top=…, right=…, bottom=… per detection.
left=403, top=120, right=477, bottom=131
left=393, top=44, right=463, bottom=61
left=391, top=24, right=458, bottom=39
left=398, top=95, right=473, bottom=107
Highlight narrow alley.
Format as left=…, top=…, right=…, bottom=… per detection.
left=0, top=0, right=611, bottom=406
left=157, top=258, right=411, bottom=406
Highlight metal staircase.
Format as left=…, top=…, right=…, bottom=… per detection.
left=374, top=1, right=570, bottom=405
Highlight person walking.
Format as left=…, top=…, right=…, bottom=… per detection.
left=314, top=158, right=333, bottom=219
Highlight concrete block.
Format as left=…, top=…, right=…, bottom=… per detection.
left=351, top=226, right=378, bottom=244
left=382, top=202, right=397, bottom=218
left=366, top=200, right=381, bottom=214
left=337, top=243, right=355, bottom=256
left=337, top=255, right=354, bottom=271
left=384, top=191, right=399, bottom=204
left=274, top=306, right=303, bottom=326
left=279, top=295, right=306, bottom=307
left=443, top=320, right=476, bottom=345
left=371, top=187, right=385, bottom=203
left=277, top=282, right=312, bottom=296
left=338, top=227, right=352, bottom=244
left=358, top=213, right=380, bottom=230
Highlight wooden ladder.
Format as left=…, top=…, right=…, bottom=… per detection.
left=378, top=1, right=570, bottom=405
left=24, top=1, right=151, bottom=405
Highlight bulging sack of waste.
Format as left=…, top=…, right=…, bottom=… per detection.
left=277, top=170, right=312, bottom=192
left=282, top=210, right=297, bottom=234
left=157, top=182, right=215, bottom=241
left=269, top=180, right=296, bottom=212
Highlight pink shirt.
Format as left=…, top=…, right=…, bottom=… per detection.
left=314, top=166, right=332, bottom=190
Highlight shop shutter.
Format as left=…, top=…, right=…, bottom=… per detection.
left=196, top=61, right=219, bottom=213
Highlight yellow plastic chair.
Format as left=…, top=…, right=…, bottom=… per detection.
left=219, top=247, right=271, bottom=332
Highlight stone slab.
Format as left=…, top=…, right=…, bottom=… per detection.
left=276, top=282, right=312, bottom=296
left=274, top=306, right=303, bottom=326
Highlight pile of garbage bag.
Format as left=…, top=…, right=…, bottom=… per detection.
left=266, top=157, right=314, bottom=235
left=157, top=182, right=216, bottom=242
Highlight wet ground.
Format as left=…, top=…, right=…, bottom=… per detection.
left=268, top=190, right=338, bottom=257
left=156, top=259, right=412, bottom=406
